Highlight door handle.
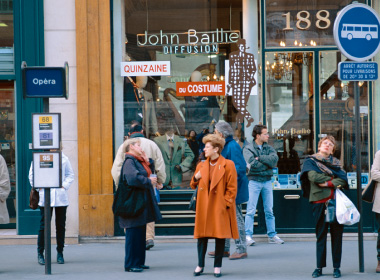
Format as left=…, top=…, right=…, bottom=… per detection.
left=284, top=195, right=300, bottom=199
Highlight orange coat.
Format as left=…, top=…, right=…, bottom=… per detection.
left=190, top=156, right=239, bottom=239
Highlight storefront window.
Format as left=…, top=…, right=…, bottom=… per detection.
left=265, top=0, right=367, bottom=48
left=319, top=51, right=369, bottom=188
left=0, top=81, right=16, bottom=228
left=265, top=51, right=314, bottom=189
left=121, top=0, right=258, bottom=189
left=0, top=0, right=14, bottom=75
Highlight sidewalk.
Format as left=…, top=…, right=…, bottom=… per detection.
left=0, top=239, right=379, bottom=280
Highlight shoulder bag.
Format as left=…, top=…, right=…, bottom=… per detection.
left=362, top=179, right=376, bottom=203
left=112, top=183, right=146, bottom=219
left=29, top=188, right=39, bottom=210
left=112, top=159, right=146, bottom=218
left=189, top=187, right=197, bottom=211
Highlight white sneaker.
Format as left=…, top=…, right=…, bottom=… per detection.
left=268, top=235, right=284, bottom=244
left=246, top=236, right=255, bottom=246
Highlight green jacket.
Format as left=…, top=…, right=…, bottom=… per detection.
left=243, top=141, right=279, bottom=182
left=307, top=171, right=347, bottom=202
left=153, top=135, right=194, bottom=186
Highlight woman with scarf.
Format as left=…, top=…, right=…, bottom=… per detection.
left=300, top=136, right=348, bottom=279
left=119, top=138, right=162, bottom=272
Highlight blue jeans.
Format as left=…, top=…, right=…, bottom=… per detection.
left=244, top=180, right=277, bottom=238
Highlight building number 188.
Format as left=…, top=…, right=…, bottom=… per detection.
left=282, top=10, right=331, bottom=31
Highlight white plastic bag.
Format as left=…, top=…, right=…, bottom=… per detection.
left=335, top=189, right=360, bottom=225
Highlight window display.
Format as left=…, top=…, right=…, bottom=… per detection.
left=0, top=81, right=15, bottom=227
left=121, top=0, right=254, bottom=189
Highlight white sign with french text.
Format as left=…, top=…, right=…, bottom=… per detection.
left=121, top=61, right=171, bottom=76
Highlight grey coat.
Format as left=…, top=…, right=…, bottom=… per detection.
left=243, top=141, right=279, bottom=182
left=0, top=155, right=10, bottom=224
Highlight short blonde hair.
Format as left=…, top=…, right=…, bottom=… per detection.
left=202, top=134, right=225, bottom=154
left=123, top=138, right=141, bottom=153
left=318, top=135, right=336, bottom=154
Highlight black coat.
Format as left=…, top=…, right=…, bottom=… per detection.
left=118, top=154, right=162, bottom=229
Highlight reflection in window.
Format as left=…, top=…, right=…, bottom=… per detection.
left=319, top=51, right=369, bottom=188
left=265, top=52, right=314, bottom=189
left=121, top=0, right=256, bottom=190
left=0, top=82, right=16, bottom=227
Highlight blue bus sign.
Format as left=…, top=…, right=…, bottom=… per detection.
left=338, top=62, right=378, bottom=81
left=334, top=3, right=380, bottom=62
left=23, top=62, right=69, bottom=99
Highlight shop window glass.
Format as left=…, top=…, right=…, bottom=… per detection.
left=0, top=81, right=16, bottom=228
left=122, top=0, right=259, bottom=189
left=265, top=0, right=366, bottom=48
left=0, top=1, right=14, bottom=75
left=319, top=51, right=369, bottom=189
left=265, top=52, right=314, bottom=189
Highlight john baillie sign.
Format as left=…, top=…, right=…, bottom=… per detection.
left=137, top=28, right=240, bottom=54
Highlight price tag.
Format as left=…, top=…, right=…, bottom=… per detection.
left=40, top=154, right=53, bottom=168
left=39, top=116, right=53, bottom=130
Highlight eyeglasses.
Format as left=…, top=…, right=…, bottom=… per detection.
left=322, top=141, right=334, bottom=147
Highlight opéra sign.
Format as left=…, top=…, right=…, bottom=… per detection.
left=137, top=29, right=240, bottom=54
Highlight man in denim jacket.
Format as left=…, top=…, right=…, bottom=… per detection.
left=243, top=124, right=284, bottom=245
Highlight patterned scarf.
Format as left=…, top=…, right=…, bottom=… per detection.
left=125, top=152, right=152, bottom=177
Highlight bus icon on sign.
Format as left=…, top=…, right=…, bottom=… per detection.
left=341, top=24, right=378, bottom=40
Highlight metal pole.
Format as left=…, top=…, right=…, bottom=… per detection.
left=44, top=189, right=51, bottom=274
left=354, top=81, right=364, bottom=272
left=43, top=97, right=51, bottom=274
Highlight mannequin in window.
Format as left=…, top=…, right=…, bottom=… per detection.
left=124, top=76, right=159, bottom=138
left=183, top=71, right=220, bottom=134
left=153, top=127, right=194, bottom=188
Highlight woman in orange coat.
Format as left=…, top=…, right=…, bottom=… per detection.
left=191, top=134, right=239, bottom=278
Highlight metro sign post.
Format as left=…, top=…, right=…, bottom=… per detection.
left=334, top=3, right=380, bottom=273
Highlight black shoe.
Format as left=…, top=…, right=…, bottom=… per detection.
left=312, top=268, right=322, bottom=278
left=57, top=252, right=64, bottom=264
left=38, top=253, right=45, bottom=265
left=214, top=272, right=222, bottom=278
left=125, top=267, right=144, bottom=272
left=193, top=268, right=204, bottom=276
left=140, top=265, right=150, bottom=269
left=146, top=239, right=154, bottom=250
left=333, top=268, right=341, bottom=278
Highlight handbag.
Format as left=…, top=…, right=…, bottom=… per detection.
left=189, top=187, right=198, bottom=211
left=336, top=189, right=360, bottom=225
left=29, top=188, right=39, bottom=210
left=325, top=198, right=336, bottom=223
left=362, top=179, right=376, bottom=203
left=112, top=183, right=146, bottom=218
left=112, top=160, right=146, bottom=218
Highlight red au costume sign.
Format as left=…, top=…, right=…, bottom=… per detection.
left=176, top=82, right=225, bottom=96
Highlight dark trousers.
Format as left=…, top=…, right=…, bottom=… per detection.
left=312, top=203, right=344, bottom=269
left=197, top=238, right=225, bottom=268
left=125, top=225, right=146, bottom=269
left=38, top=206, right=67, bottom=254
left=376, top=213, right=380, bottom=261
